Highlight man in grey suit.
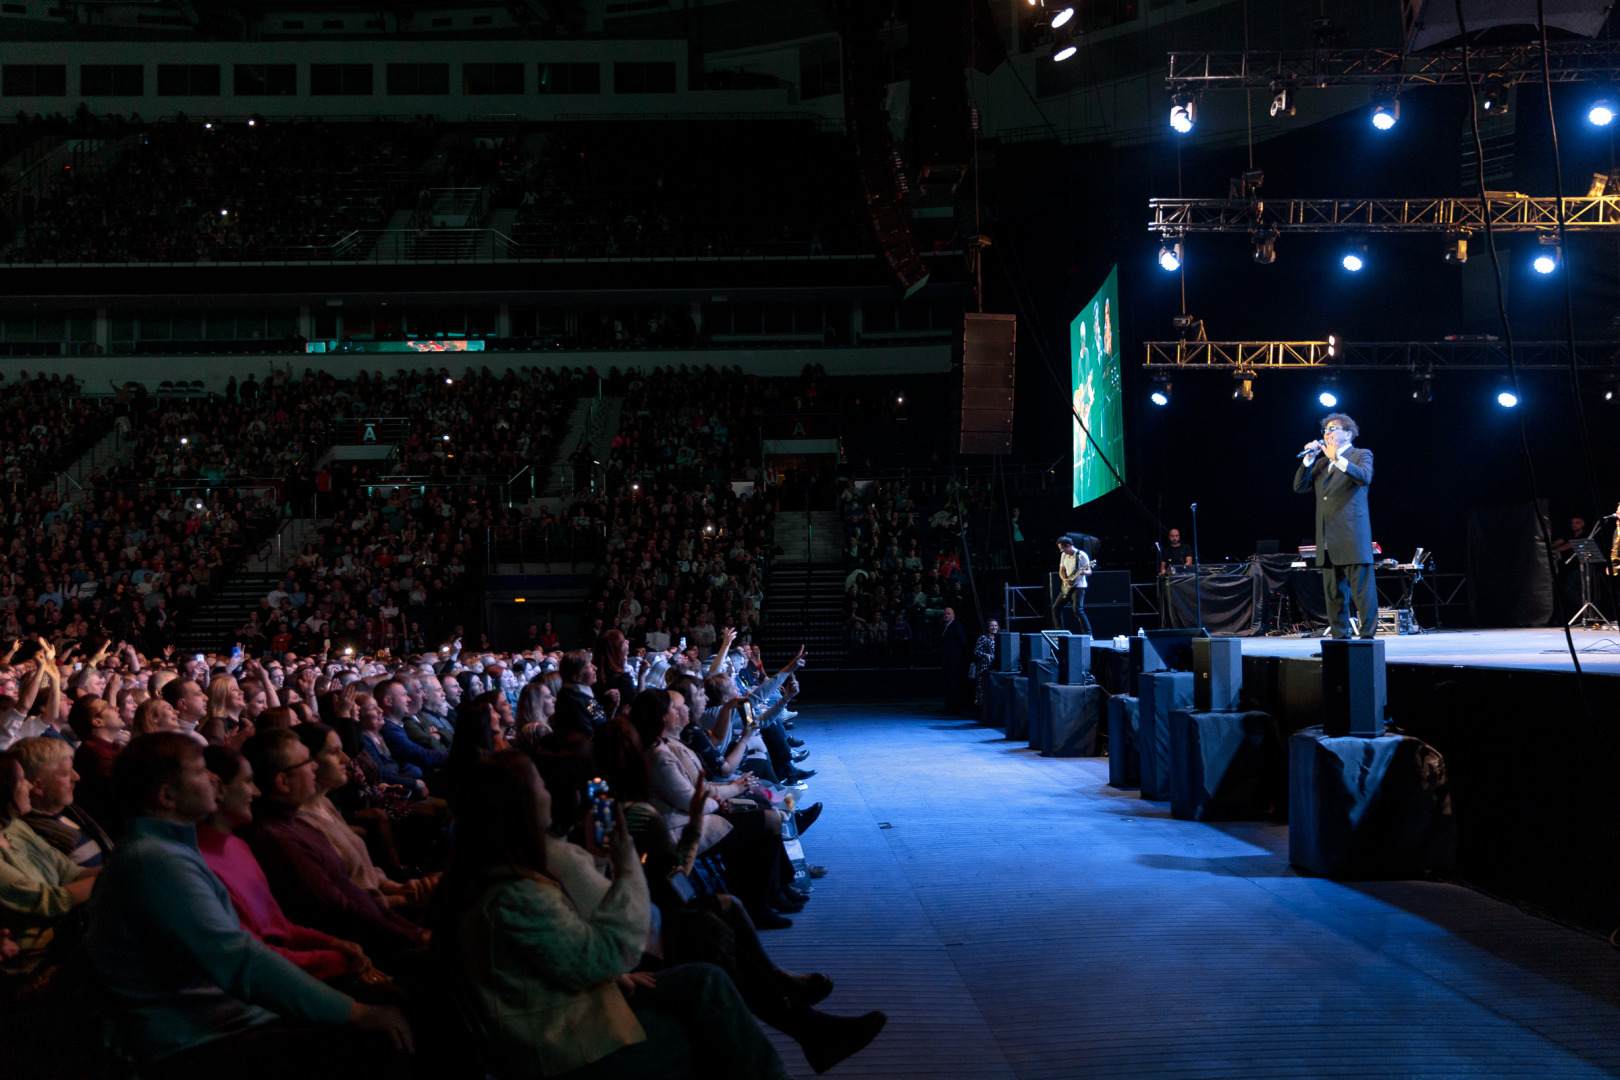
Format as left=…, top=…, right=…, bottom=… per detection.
left=1293, top=412, right=1376, bottom=638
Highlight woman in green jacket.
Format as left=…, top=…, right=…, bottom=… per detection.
left=435, top=751, right=788, bottom=1080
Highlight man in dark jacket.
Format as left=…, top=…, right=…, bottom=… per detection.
left=939, top=607, right=969, bottom=713
left=552, top=650, right=604, bottom=739
left=1293, top=412, right=1376, bottom=639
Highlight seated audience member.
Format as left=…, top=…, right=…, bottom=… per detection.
left=13, top=736, right=113, bottom=869
left=239, top=729, right=428, bottom=965
left=83, top=733, right=412, bottom=1079
left=584, top=726, right=885, bottom=1073
left=401, top=675, right=453, bottom=752
left=515, top=677, right=556, bottom=744
left=290, top=724, right=433, bottom=909
left=198, top=744, right=385, bottom=987
left=436, top=750, right=790, bottom=1080
left=161, top=678, right=210, bottom=738
left=0, top=748, right=97, bottom=990
left=630, top=690, right=800, bottom=929
left=375, top=679, right=448, bottom=776
left=554, top=649, right=606, bottom=738
left=442, top=690, right=509, bottom=798
left=354, top=692, right=427, bottom=796
left=69, top=695, right=126, bottom=830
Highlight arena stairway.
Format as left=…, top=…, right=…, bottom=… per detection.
left=759, top=510, right=845, bottom=661
left=175, top=572, right=283, bottom=652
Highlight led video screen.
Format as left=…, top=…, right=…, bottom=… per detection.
left=1071, top=265, right=1124, bottom=508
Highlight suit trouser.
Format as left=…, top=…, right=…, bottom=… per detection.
left=1322, top=560, right=1376, bottom=638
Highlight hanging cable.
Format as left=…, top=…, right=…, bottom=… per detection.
left=1537, top=0, right=1619, bottom=621
left=1454, top=0, right=1608, bottom=749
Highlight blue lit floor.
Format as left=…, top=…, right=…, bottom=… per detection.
left=759, top=702, right=1620, bottom=1079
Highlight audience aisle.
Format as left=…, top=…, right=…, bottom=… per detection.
left=765, top=703, right=1620, bottom=1079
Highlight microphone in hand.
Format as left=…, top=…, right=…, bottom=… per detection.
left=1297, top=440, right=1324, bottom=459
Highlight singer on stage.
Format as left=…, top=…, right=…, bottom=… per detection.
left=1293, top=413, right=1376, bottom=639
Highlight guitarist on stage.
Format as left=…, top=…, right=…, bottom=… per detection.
left=1051, top=536, right=1094, bottom=634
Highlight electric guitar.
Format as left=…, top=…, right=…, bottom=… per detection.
left=1058, top=559, right=1096, bottom=599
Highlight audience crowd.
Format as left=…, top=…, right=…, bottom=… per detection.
left=8, top=118, right=437, bottom=264
left=0, top=626, right=884, bottom=1080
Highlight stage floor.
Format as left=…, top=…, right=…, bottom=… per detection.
left=763, top=702, right=1620, bottom=1078
left=1236, top=627, right=1620, bottom=675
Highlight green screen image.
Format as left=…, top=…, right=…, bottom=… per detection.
left=1071, top=265, right=1125, bottom=508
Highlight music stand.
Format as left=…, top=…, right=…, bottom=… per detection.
left=1567, top=538, right=1615, bottom=629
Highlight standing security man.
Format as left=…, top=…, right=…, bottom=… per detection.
left=1294, top=413, right=1376, bottom=638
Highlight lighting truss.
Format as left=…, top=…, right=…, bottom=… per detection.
left=1143, top=340, right=1620, bottom=371
left=1149, top=194, right=1620, bottom=235
left=1165, top=41, right=1620, bottom=90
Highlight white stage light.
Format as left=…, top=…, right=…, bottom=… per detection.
left=1498, top=390, right=1519, bottom=408
left=1591, top=100, right=1616, bottom=126
left=1342, top=252, right=1364, bottom=272
left=1371, top=99, right=1399, bottom=130
left=1318, top=391, right=1338, bottom=407
left=1051, top=6, right=1074, bottom=27
left=1158, top=243, right=1182, bottom=271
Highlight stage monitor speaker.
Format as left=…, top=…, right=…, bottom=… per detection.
left=1193, top=636, right=1242, bottom=711
left=1052, top=633, right=1092, bottom=684
left=961, top=313, right=1015, bottom=455
left=1130, top=628, right=1198, bottom=674
left=996, top=631, right=1023, bottom=673
left=1021, top=632, right=1053, bottom=677
left=1321, top=638, right=1386, bottom=737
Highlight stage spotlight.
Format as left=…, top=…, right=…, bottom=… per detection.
left=1158, top=242, right=1182, bottom=271
left=1270, top=86, right=1294, bottom=118
left=1051, top=5, right=1074, bottom=28
left=1170, top=93, right=1197, bottom=134
left=1341, top=245, right=1366, bottom=272
left=1412, top=372, right=1433, bottom=403
left=1251, top=228, right=1277, bottom=265
left=1053, top=40, right=1077, bottom=61
left=1232, top=368, right=1256, bottom=401
left=1371, top=98, right=1399, bottom=130
left=1481, top=81, right=1509, bottom=115
left=1318, top=390, right=1338, bottom=408
left=1149, top=375, right=1171, bottom=406
left=1444, top=233, right=1469, bottom=264
left=1532, top=246, right=1560, bottom=275
left=1326, top=334, right=1338, bottom=357
left=1498, top=389, right=1519, bottom=408
left=1591, top=99, right=1616, bottom=126
left=1601, top=371, right=1619, bottom=403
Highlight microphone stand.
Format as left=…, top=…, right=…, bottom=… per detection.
left=1190, top=502, right=1206, bottom=636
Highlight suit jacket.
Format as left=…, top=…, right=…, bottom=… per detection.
left=402, top=712, right=452, bottom=752
left=552, top=686, right=598, bottom=740
left=940, top=619, right=969, bottom=667
left=1293, top=446, right=1375, bottom=565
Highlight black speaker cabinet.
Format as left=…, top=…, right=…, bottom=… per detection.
left=1193, top=636, right=1242, bottom=711
left=1321, top=638, right=1386, bottom=737
left=1020, top=632, right=1053, bottom=677
left=961, top=313, right=1016, bottom=455
left=1129, top=628, right=1198, bottom=675
left=1052, top=633, right=1092, bottom=684
left=996, top=632, right=1023, bottom=673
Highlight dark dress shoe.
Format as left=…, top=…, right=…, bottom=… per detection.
left=770, top=892, right=805, bottom=914
left=802, top=1011, right=888, bottom=1074
left=787, top=736, right=805, bottom=747
left=791, top=749, right=810, bottom=763
left=786, top=767, right=817, bottom=782
left=794, top=802, right=823, bottom=835
left=752, top=908, right=794, bottom=930
left=779, top=885, right=810, bottom=904
left=806, top=864, right=828, bottom=878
